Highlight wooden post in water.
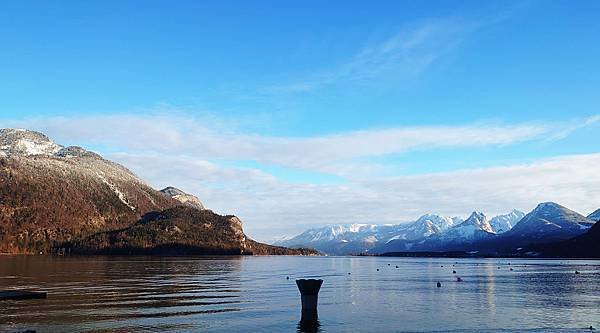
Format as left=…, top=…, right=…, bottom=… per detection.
left=296, top=279, right=323, bottom=322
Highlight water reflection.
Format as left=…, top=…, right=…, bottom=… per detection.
left=297, top=317, right=321, bottom=333
left=0, top=256, right=245, bottom=331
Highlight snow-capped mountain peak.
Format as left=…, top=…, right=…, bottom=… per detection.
left=489, top=209, right=525, bottom=233
left=439, top=211, right=494, bottom=240
left=0, top=129, right=105, bottom=161
left=280, top=223, right=379, bottom=244
left=508, top=202, right=594, bottom=238
left=414, top=213, right=457, bottom=231
left=462, top=211, right=492, bottom=231
left=277, top=203, right=597, bottom=255
left=0, top=129, right=62, bottom=156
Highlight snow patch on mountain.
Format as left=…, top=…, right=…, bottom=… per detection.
left=96, top=172, right=136, bottom=211
left=0, top=129, right=62, bottom=156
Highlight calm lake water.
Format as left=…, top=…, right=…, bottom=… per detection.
left=0, top=256, right=598, bottom=332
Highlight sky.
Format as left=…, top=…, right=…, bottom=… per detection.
left=1, top=0, right=600, bottom=241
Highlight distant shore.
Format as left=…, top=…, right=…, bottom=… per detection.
left=368, top=251, right=600, bottom=259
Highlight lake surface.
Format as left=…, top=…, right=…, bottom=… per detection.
left=0, top=256, right=598, bottom=333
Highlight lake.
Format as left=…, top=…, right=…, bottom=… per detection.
left=1, top=256, right=598, bottom=332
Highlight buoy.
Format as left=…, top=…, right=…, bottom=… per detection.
left=436, top=282, right=441, bottom=288
left=452, top=270, right=456, bottom=274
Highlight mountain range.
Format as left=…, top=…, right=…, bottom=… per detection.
left=276, top=204, right=598, bottom=256
left=0, top=129, right=315, bottom=255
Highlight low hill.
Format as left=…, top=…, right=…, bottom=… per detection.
left=69, top=206, right=316, bottom=255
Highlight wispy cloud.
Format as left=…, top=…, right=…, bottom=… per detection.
left=263, top=18, right=478, bottom=94
left=549, top=114, right=600, bottom=140
left=8, top=113, right=598, bottom=178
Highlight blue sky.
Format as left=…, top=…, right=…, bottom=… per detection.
left=1, top=0, right=600, bottom=240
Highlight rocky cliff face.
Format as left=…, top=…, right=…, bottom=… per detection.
left=0, top=129, right=315, bottom=255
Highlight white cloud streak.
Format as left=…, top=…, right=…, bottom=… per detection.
left=10, top=114, right=598, bottom=178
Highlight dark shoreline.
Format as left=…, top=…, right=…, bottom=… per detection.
left=370, top=251, right=600, bottom=259
left=2, top=251, right=598, bottom=259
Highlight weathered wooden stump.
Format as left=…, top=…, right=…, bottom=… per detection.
left=296, top=279, right=323, bottom=323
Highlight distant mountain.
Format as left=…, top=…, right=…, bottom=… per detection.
left=400, top=212, right=497, bottom=252
left=392, top=214, right=460, bottom=240
left=376, top=214, right=461, bottom=253
left=0, top=129, right=313, bottom=256
left=588, top=208, right=600, bottom=222
left=462, top=202, right=598, bottom=255
left=441, top=211, right=494, bottom=239
left=160, top=186, right=205, bottom=210
left=501, top=202, right=594, bottom=244
left=277, top=214, right=467, bottom=255
left=280, top=211, right=529, bottom=255
left=489, top=209, right=524, bottom=233
left=275, top=224, right=389, bottom=255
left=282, top=204, right=597, bottom=256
